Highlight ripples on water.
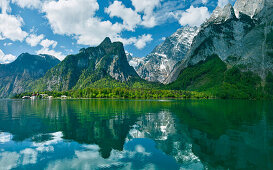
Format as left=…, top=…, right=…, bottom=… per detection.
left=0, top=99, right=272, bottom=169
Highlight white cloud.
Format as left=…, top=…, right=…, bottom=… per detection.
left=114, top=34, right=153, bottom=49
left=0, top=13, right=28, bottom=41
left=114, top=36, right=136, bottom=46
left=0, top=49, right=16, bottom=64
left=105, top=0, right=176, bottom=36
left=40, top=0, right=198, bottom=48
left=131, top=0, right=161, bottom=28
left=36, top=48, right=65, bottom=61
left=105, top=1, right=141, bottom=31
left=141, top=15, right=157, bottom=28
left=33, top=132, right=63, bottom=153
left=0, top=0, right=11, bottom=14
left=0, top=0, right=28, bottom=42
left=42, top=0, right=124, bottom=46
left=146, top=1, right=186, bottom=26
left=26, top=34, right=44, bottom=47
left=11, top=0, right=41, bottom=9
left=131, top=0, right=161, bottom=14
left=134, top=34, right=153, bottom=49
left=37, top=39, right=65, bottom=60
left=40, top=39, right=57, bottom=48
left=41, top=0, right=167, bottom=47
left=106, top=0, right=188, bottom=31
left=74, top=19, right=123, bottom=46
left=178, top=6, right=210, bottom=27
left=42, top=0, right=99, bottom=34
left=218, top=0, right=230, bottom=7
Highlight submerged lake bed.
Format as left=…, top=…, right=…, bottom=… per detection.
left=0, top=99, right=273, bottom=169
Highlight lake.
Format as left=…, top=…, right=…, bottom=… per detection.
left=0, top=99, right=272, bottom=170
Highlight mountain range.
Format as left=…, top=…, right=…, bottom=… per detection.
left=0, top=0, right=272, bottom=99
left=0, top=37, right=156, bottom=98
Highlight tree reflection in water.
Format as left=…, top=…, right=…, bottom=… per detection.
left=0, top=99, right=272, bottom=169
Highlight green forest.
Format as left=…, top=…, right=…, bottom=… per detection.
left=14, top=88, right=210, bottom=99
left=166, top=55, right=273, bottom=100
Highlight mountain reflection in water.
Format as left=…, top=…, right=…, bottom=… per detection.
left=0, top=99, right=272, bottom=169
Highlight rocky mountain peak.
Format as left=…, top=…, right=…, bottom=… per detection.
left=234, top=0, right=265, bottom=18
left=97, top=37, right=125, bottom=56
left=99, top=37, right=112, bottom=48
left=222, top=3, right=236, bottom=18
left=205, top=3, right=236, bottom=25
left=209, top=6, right=223, bottom=21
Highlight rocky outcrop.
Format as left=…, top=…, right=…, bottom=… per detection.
left=205, top=4, right=236, bottom=25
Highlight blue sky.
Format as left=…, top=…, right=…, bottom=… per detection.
left=0, top=0, right=235, bottom=63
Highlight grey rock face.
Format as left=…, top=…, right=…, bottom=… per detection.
left=234, top=0, right=265, bottom=18
left=205, top=4, right=236, bottom=25
left=128, top=26, right=199, bottom=83
left=166, top=2, right=273, bottom=84
left=97, top=38, right=139, bottom=82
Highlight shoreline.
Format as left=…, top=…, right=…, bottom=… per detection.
left=6, top=97, right=271, bottom=101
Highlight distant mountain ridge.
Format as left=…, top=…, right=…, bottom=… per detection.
left=0, top=53, right=60, bottom=97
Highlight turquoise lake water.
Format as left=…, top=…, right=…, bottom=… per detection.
left=0, top=99, right=272, bottom=169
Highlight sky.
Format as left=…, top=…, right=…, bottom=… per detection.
left=0, top=0, right=236, bottom=64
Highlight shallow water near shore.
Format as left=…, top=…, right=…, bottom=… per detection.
left=0, top=99, right=272, bottom=169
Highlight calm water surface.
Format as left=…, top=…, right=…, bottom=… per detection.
left=0, top=99, right=272, bottom=170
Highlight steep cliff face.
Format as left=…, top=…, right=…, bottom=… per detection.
left=166, top=1, right=273, bottom=84
left=128, top=26, right=199, bottom=83
left=34, top=37, right=140, bottom=91
left=0, top=53, right=60, bottom=97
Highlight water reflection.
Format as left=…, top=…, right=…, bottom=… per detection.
left=0, top=99, right=272, bottom=169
